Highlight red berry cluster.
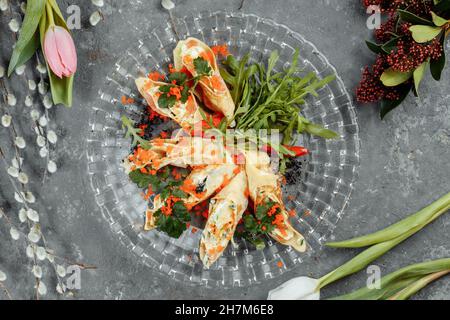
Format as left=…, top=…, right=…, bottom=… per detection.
left=356, top=0, right=442, bottom=103
left=356, top=55, right=401, bottom=103
left=387, top=38, right=442, bottom=72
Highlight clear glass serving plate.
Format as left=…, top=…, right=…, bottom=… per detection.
left=87, top=11, right=360, bottom=288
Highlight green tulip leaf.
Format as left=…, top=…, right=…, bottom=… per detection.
left=431, top=11, right=448, bottom=27
left=409, top=25, right=443, bottom=43
left=7, top=0, right=46, bottom=76
left=413, top=60, right=429, bottom=95
left=48, top=0, right=70, bottom=31
left=380, top=68, right=412, bottom=87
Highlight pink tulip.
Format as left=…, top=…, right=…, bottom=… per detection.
left=43, top=26, right=77, bottom=79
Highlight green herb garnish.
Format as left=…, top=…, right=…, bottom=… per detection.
left=220, top=50, right=338, bottom=142
left=121, top=116, right=151, bottom=148
left=194, top=56, right=212, bottom=76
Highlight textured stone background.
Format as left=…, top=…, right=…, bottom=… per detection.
left=0, top=0, right=449, bottom=300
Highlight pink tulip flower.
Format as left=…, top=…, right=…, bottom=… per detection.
left=43, top=26, right=77, bottom=79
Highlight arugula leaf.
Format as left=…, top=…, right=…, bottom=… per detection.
left=121, top=115, right=151, bottom=148
left=194, top=57, right=212, bottom=76
left=223, top=51, right=338, bottom=140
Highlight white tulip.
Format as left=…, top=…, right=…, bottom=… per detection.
left=267, top=276, right=320, bottom=300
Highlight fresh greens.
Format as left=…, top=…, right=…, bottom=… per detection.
left=154, top=200, right=191, bottom=238
left=220, top=50, right=338, bottom=143
left=240, top=199, right=281, bottom=249
left=193, top=56, right=212, bottom=76
left=121, top=116, right=151, bottom=148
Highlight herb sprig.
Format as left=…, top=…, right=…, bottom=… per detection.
left=220, top=51, right=338, bottom=143
left=157, top=56, right=213, bottom=109
left=121, top=116, right=151, bottom=148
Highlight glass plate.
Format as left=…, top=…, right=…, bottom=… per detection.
left=87, top=11, right=360, bottom=288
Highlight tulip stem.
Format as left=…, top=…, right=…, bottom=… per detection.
left=46, top=1, right=55, bottom=27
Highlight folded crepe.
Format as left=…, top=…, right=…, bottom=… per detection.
left=135, top=77, right=203, bottom=129
left=173, top=37, right=235, bottom=122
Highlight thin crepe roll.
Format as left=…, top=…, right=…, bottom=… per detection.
left=245, top=150, right=306, bottom=252
left=135, top=77, right=202, bottom=128
left=200, top=170, right=248, bottom=268
left=173, top=37, right=235, bottom=121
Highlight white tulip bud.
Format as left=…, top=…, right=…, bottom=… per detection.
left=267, top=277, right=320, bottom=300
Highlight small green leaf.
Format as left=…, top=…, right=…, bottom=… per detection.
left=380, top=68, right=412, bottom=87
left=409, top=25, right=443, bottom=43
left=381, top=37, right=399, bottom=54
left=430, top=45, right=446, bottom=81
left=193, top=57, right=212, bottom=76
left=304, top=123, right=339, bottom=139
left=397, top=9, right=434, bottom=26
left=168, top=72, right=187, bottom=85
left=8, top=0, right=46, bottom=76
left=380, top=83, right=412, bottom=120
left=365, top=41, right=383, bottom=54
left=413, top=60, right=429, bottom=94
left=431, top=11, right=449, bottom=26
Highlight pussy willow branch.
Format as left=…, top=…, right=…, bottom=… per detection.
left=238, top=0, right=246, bottom=10
left=34, top=54, right=52, bottom=185
left=0, top=281, right=13, bottom=300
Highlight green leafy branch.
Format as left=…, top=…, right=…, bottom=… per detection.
left=373, top=7, right=449, bottom=118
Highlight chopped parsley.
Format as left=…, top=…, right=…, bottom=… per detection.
left=193, top=57, right=212, bottom=76
left=239, top=199, right=283, bottom=249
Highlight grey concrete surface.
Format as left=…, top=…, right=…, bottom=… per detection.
left=0, top=0, right=449, bottom=300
